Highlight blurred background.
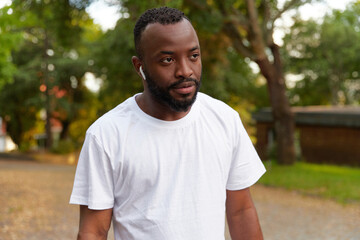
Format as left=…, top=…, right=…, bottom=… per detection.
left=0, top=0, right=359, bottom=239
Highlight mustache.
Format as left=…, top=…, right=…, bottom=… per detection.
left=168, top=78, right=200, bottom=89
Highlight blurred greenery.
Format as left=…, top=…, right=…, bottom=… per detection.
left=0, top=5, right=22, bottom=89
left=51, top=139, right=75, bottom=154
left=282, top=2, right=360, bottom=106
left=0, top=0, right=99, bottom=150
left=260, top=161, right=360, bottom=204
left=0, top=0, right=359, bottom=155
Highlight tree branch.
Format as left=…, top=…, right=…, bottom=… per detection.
left=215, top=0, right=248, bottom=29
left=261, top=0, right=275, bottom=46
left=223, top=15, right=249, bottom=32
left=272, top=0, right=312, bottom=22
left=222, top=23, right=256, bottom=59
left=245, top=0, right=267, bottom=60
left=215, top=0, right=254, bottom=59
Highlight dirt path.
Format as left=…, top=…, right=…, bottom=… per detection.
left=251, top=186, right=360, bottom=240
left=0, top=160, right=79, bottom=240
left=0, top=159, right=359, bottom=240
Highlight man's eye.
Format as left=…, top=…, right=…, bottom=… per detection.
left=191, top=54, right=199, bottom=60
left=162, top=57, right=173, bottom=63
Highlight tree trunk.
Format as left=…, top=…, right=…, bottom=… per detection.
left=256, top=44, right=296, bottom=164
left=246, top=0, right=296, bottom=164
left=60, top=120, right=70, bottom=140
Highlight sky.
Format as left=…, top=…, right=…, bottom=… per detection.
left=85, top=1, right=122, bottom=31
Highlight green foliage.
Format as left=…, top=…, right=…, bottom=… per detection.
left=224, top=49, right=268, bottom=106
left=0, top=0, right=100, bottom=149
left=0, top=61, right=41, bottom=146
left=0, top=5, right=22, bottom=90
left=51, top=139, right=75, bottom=154
left=68, top=97, right=99, bottom=147
left=259, top=161, right=360, bottom=204
left=91, top=18, right=142, bottom=113
left=7, top=0, right=355, bottom=152
left=182, top=1, right=223, bottom=34
left=283, top=2, right=360, bottom=106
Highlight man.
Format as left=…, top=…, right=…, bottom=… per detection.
left=70, top=6, right=266, bottom=240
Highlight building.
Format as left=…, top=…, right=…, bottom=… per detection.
left=253, top=106, right=360, bottom=166
left=0, top=117, right=16, bottom=152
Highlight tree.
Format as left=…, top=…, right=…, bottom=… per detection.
left=10, top=0, right=94, bottom=149
left=0, top=63, right=40, bottom=149
left=0, top=30, right=44, bottom=149
left=0, top=0, right=99, bottom=150
left=283, top=2, right=360, bottom=105
left=180, top=0, right=326, bottom=164
left=91, top=17, right=143, bottom=113
left=0, top=4, right=22, bottom=90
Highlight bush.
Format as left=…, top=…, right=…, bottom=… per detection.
left=51, top=139, right=75, bottom=154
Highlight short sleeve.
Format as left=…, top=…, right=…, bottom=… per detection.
left=226, top=115, right=266, bottom=190
left=69, top=133, right=114, bottom=210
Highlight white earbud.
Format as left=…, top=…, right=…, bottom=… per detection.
left=139, top=66, right=146, bottom=80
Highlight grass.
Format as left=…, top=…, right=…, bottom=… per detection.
left=258, top=161, right=360, bottom=204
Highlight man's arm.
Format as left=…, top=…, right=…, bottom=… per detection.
left=226, top=188, right=263, bottom=240
left=77, top=205, right=113, bottom=240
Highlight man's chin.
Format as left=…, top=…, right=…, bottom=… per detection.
left=167, top=91, right=198, bottom=112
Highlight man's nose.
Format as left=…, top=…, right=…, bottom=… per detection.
left=175, top=58, right=193, bottom=79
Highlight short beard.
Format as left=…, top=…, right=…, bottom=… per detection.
left=145, top=71, right=201, bottom=112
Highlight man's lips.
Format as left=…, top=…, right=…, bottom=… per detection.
left=169, top=78, right=198, bottom=95
left=172, top=83, right=196, bottom=95
left=172, top=82, right=195, bottom=89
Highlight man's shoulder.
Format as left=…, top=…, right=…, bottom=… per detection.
left=196, top=92, right=242, bottom=138
left=197, top=92, right=238, bottom=116
left=87, top=95, right=137, bottom=135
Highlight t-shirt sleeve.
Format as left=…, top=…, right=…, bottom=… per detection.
left=226, top=114, right=266, bottom=190
left=69, top=132, right=114, bottom=210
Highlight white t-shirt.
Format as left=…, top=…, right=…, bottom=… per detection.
left=70, top=92, right=265, bottom=240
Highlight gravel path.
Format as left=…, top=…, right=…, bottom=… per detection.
left=251, top=186, right=360, bottom=240
left=0, top=159, right=359, bottom=240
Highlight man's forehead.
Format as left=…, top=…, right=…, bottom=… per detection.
left=140, top=20, right=200, bottom=55
left=141, top=19, right=198, bottom=42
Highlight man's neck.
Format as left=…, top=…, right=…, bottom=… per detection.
left=135, top=93, right=192, bottom=121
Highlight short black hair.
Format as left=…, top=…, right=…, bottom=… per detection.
left=134, top=7, right=189, bottom=58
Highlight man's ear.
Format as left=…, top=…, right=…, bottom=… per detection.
left=132, top=56, right=145, bottom=80
left=132, top=56, right=141, bottom=72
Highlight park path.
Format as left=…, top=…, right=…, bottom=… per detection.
left=0, top=158, right=359, bottom=240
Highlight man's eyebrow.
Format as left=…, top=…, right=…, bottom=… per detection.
left=158, top=46, right=199, bottom=55
left=190, top=46, right=200, bottom=52
left=160, top=50, right=174, bottom=55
